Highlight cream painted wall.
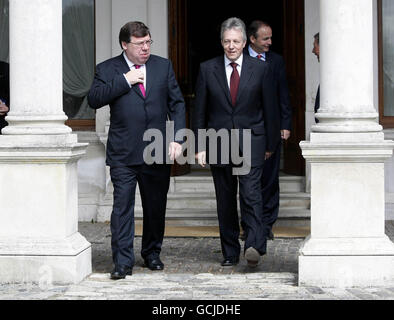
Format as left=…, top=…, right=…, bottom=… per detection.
left=304, top=0, right=320, bottom=193
left=305, top=0, right=320, bottom=141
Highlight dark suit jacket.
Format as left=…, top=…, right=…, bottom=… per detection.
left=314, top=85, right=320, bottom=123
left=193, top=54, right=280, bottom=167
left=245, top=49, right=292, bottom=131
left=315, top=85, right=320, bottom=113
left=88, top=54, right=186, bottom=167
left=0, top=61, right=9, bottom=132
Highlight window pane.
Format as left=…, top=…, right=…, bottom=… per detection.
left=1, top=0, right=95, bottom=121
left=383, top=0, right=394, bottom=117
left=62, top=0, right=95, bottom=120
left=0, top=0, right=9, bottom=62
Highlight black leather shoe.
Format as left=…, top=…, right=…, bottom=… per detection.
left=144, top=257, right=164, bottom=271
left=110, top=265, right=133, bottom=280
left=221, top=257, right=239, bottom=267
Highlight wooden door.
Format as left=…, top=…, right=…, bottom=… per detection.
left=282, top=0, right=306, bottom=176
left=168, top=0, right=191, bottom=176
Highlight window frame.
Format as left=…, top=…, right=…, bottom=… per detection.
left=65, top=0, right=96, bottom=131
left=378, top=0, right=394, bottom=128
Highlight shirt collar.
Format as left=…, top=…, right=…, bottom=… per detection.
left=224, top=54, right=243, bottom=68
left=248, top=46, right=266, bottom=60
left=123, top=52, right=145, bottom=69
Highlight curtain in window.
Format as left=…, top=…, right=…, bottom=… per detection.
left=63, top=0, right=95, bottom=119
left=0, top=0, right=9, bottom=62
left=383, top=0, right=394, bottom=116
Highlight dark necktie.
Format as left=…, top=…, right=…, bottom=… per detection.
left=134, top=65, right=146, bottom=98
left=257, top=54, right=263, bottom=60
left=230, top=62, right=240, bottom=106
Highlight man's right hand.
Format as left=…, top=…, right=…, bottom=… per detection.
left=0, top=100, right=9, bottom=116
left=195, top=151, right=206, bottom=168
left=124, top=69, right=144, bottom=86
left=265, top=151, right=273, bottom=160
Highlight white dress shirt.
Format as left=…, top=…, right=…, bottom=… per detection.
left=224, top=54, right=243, bottom=88
left=123, top=52, right=146, bottom=89
left=248, top=46, right=266, bottom=61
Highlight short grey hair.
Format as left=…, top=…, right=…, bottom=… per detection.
left=220, top=17, right=247, bottom=42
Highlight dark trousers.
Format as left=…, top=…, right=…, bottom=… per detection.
left=261, top=141, right=281, bottom=235
left=110, top=164, right=171, bottom=267
left=211, top=165, right=267, bottom=259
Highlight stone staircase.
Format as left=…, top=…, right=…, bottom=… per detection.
left=126, top=169, right=310, bottom=228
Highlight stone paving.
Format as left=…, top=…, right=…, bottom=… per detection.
left=0, top=221, right=394, bottom=300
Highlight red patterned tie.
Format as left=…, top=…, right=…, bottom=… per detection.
left=230, top=62, right=240, bottom=107
left=257, top=54, right=263, bottom=60
left=134, top=65, right=146, bottom=98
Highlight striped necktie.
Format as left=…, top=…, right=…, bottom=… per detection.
left=134, top=65, right=146, bottom=98
left=230, top=62, right=240, bottom=107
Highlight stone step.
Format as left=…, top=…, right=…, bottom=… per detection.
left=173, top=174, right=305, bottom=193
left=134, top=208, right=311, bottom=228
left=135, top=192, right=310, bottom=211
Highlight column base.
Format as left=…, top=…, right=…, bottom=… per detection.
left=299, top=236, right=394, bottom=287
left=0, top=134, right=91, bottom=284
left=299, top=255, right=394, bottom=288
left=0, top=233, right=91, bottom=285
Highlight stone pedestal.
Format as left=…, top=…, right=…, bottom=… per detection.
left=299, top=0, right=394, bottom=287
left=0, top=135, right=91, bottom=284
left=299, top=134, right=394, bottom=287
left=0, top=0, right=91, bottom=284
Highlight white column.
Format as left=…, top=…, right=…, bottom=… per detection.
left=315, top=0, right=381, bottom=134
left=299, top=0, right=394, bottom=287
left=0, top=0, right=91, bottom=284
left=3, top=0, right=71, bottom=135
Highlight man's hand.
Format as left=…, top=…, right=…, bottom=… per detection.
left=125, top=69, right=144, bottom=86
left=265, top=152, right=273, bottom=160
left=195, top=151, right=206, bottom=167
left=168, top=142, right=183, bottom=161
left=0, top=101, right=9, bottom=116
left=281, top=129, right=291, bottom=141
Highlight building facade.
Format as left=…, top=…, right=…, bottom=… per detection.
left=1, top=0, right=394, bottom=286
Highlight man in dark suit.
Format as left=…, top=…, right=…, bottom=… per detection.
left=246, top=21, right=292, bottom=241
left=88, top=21, right=185, bottom=280
left=0, top=61, right=10, bottom=133
left=312, top=33, right=320, bottom=121
left=193, top=17, right=280, bottom=268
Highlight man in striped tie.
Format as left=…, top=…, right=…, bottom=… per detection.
left=88, top=21, right=185, bottom=280
left=245, top=21, right=293, bottom=242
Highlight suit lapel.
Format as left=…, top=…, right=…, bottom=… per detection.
left=213, top=57, right=232, bottom=107
left=115, top=53, right=132, bottom=74
left=115, top=53, right=145, bottom=99
left=144, top=56, right=155, bottom=98
left=236, top=55, right=253, bottom=105
left=265, top=51, right=272, bottom=64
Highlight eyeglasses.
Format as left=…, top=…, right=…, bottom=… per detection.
left=128, top=39, right=153, bottom=48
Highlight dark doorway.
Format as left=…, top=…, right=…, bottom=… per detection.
left=188, top=1, right=284, bottom=90
left=169, top=0, right=305, bottom=176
